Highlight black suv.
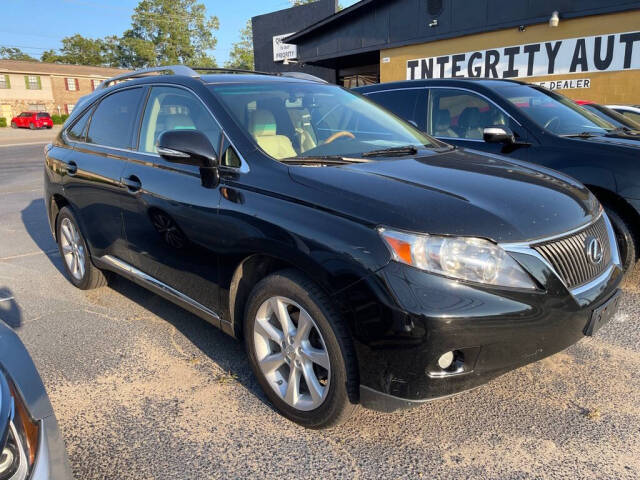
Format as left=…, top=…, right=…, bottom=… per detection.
left=356, top=79, right=640, bottom=271
left=45, top=66, right=622, bottom=428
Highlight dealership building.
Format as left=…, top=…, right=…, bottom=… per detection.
left=253, top=0, right=640, bottom=103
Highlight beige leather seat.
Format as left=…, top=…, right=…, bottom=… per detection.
left=250, top=109, right=297, bottom=159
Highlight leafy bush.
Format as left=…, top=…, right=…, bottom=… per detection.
left=61, top=114, right=69, bottom=123
left=0, top=118, right=6, bottom=128
left=51, top=115, right=63, bottom=125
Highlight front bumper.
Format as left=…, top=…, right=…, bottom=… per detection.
left=352, top=253, right=622, bottom=412
left=31, top=416, right=74, bottom=479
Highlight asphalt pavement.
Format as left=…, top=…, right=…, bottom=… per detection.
left=0, top=139, right=638, bottom=479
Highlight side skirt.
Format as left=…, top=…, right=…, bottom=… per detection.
left=98, top=254, right=230, bottom=333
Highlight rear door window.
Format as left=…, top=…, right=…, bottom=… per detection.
left=86, top=88, right=144, bottom=149
left=365, top=88, right=428, bottom=130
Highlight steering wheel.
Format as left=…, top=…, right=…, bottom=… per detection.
left=544, top=116, right=560, bottom=130
left=324, top=130, right=355, bottom=144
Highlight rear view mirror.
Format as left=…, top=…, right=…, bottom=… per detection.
left=157, top=130, right=219, bottom=188
left=483, top=126, right=515, bottom=144
left=157, top=130, right=218, bottom=168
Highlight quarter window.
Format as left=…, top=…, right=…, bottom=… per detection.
left=66, top=108, right=92, bottom=142
left=86, top=88, right=144, bottom=149
left=139, top=86, right=221, bottom=154
left=427, top=89, right=508, bottom=140
left=366, top=89, right=428, bottom=131
left=25, top=75, right=41, bottom=90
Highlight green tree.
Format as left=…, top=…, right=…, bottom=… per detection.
left=119, top=0, right=219, bottom=68
left=0, top=47, right=36, bottom=61
left=225, top=20, right=254, bottom=70
left=41, top=35, right=115, bottom=66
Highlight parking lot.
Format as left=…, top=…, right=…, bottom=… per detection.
left=0, top=135, right=639, bottom=479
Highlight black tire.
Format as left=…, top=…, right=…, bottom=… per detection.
left=46, top=126, right=52, bottom=129
left=604, top=207, right=637, bottom=272
left=56, top=207, right=108, bottom=289
left=29, top=123, right=35, bottom=130
left=244, top=269, right=358, bottom=428
left=10, top=122, right=17, bottom=129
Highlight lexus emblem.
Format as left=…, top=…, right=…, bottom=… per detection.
left=586, top=237, right=603, bottom=265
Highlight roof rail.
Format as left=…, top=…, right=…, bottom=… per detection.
left=191, top=67, right=273, bottom=76
left=278, top=72, right=327, bottom=83
left=99, top=65, right=199, bottom=89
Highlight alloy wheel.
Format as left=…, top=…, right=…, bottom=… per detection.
left=60, top=217, right=86, bottom=280
left=253, top=296, right=331, bottom=411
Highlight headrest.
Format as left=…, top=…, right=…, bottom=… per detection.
left=163, top=113, right=196, bottom=131
left=252, top=109, right=277, bottom=137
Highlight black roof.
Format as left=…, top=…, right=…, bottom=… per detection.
left=355, top=77, right=529, bottom=93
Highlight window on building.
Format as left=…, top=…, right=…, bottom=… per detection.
left=87, top=87, right=145, bottom=149
left=366, top=88, right=428, bottom=131
left=66, top=78, right=78, bottom=91
left=91, top=79, right=102, bottom=91
left=0, top=75, right=10, bottom=89
left=25, top=75, right=41, bottom=90
left=28, top=104, right=46, bottom=112
left=426, top=88, right=509, bottom=140
left=65, top=104, right=75, bottom=114
left=139, top=86, right=221, bottom=154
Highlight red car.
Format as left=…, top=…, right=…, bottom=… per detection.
left=10, top=111, right=53, bottom=129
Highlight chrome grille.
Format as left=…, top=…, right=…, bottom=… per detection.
left=533, top=216, right=611, bottom=288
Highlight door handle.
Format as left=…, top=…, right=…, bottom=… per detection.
left=120, top=175, right=142, bottom=193
left=65, top=161, right=77, bottom=175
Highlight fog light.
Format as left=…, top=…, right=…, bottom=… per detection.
left=438, top=351, right=454, bottom=370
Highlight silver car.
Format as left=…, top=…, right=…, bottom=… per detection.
left=0, top=322, right=72, bottom=479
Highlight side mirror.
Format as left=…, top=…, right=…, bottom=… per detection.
left=483, top=126, right=515, bottom=144
left=157, top=130, right=218, bottom=168
left=157, top=130, right=219, bottom=188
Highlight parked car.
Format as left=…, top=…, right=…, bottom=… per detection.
left=606, top=105, right=640, bottom=125
left=356, top=79, right=640, bottom=271
left=0, top=321, right=73, bottom=479
left=10, top=112, right=53, bottom=130
left=575, top=101, right=640, bottom=131
left=45, top=66, right=622, bottom=428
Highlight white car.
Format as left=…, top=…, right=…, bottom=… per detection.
left=606, top=105, right=640, bottom=125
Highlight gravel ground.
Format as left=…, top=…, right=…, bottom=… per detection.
left=0, top=143, right=638, bottom=479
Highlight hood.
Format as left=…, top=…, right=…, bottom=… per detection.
left=289, top=148, right=599, bottom=244
left=0, top=322, right=53, bottom=420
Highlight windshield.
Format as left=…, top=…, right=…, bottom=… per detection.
left=498, top=85, right=614, bottom=136
left=209, top=82, right=438, bottom=160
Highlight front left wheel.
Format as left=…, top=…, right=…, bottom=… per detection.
left=244, top=270, right=358, bottom=428
left=56, top=207, right=108, bottom=289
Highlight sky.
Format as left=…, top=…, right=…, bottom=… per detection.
left=1, top=0, right=359, bottom=65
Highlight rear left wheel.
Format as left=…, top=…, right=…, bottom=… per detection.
left=29, top=123, right=35, bottom=130
left=244, top=270, right=358, bottom=428
left=56, top=207, right=108, bottom=289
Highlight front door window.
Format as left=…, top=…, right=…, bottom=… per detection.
left=427, top=89, right=508, bottom=140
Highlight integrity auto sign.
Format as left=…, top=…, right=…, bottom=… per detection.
left=406, top=31, right=640, bottom=80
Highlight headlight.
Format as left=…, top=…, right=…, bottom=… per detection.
left=0, top=373, right=39, bottom=480
left=379, top=228, right=536, bottom=289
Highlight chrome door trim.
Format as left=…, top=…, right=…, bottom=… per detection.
left=99, top=254, right=222, bottom=326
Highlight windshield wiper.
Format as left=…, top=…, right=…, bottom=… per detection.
left=281, top=155, right=371, bottom=165
left=562, top=131, right=600, bottom=138
left=606, top=126, right=639, bottom=136
left=361, top=145, right=418, bottom=158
